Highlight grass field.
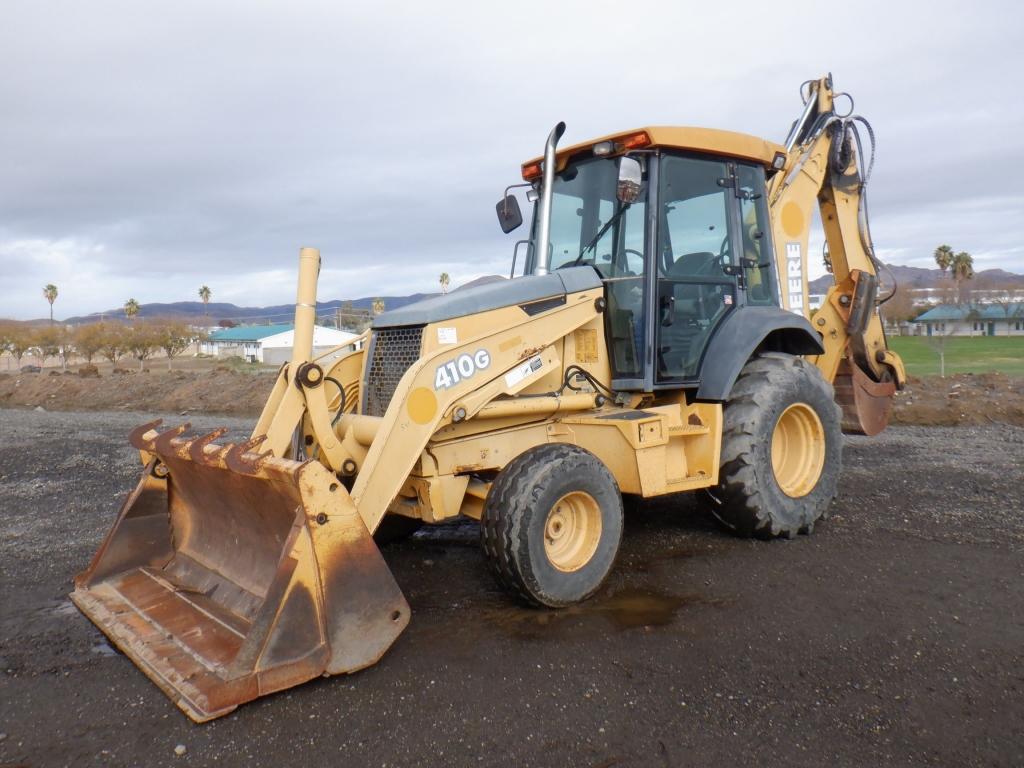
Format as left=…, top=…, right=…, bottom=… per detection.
left=889, top=336, right=1024, bottom=377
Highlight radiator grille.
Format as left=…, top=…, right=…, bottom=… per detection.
left=362, top=326, right=424, bottom=417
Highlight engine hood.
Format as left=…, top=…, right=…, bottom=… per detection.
left=372, top=266, right=601, bottom=329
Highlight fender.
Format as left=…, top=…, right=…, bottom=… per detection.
left=695, top=306, right=824, bottom=401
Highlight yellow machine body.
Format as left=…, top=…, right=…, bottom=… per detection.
left=73, top=76, right=904, bottom=721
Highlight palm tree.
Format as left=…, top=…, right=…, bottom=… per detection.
left=439, top=272, right=450, bottom=294
left=198, top=285, right=212, bottom=316
left=950, top=251, right=974, bottom=304
left=43, top=284, right=58, bottom=324
left=124, top=298, right=140, bottom=322
left=372, top=298, right=385, bottom=316
left=933, top=244, right=954, bottom=273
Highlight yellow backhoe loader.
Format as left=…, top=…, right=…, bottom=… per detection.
left=73, top=74, right=905, bottom=721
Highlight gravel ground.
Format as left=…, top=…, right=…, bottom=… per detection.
left=1, top=408, right=1022, bottom=767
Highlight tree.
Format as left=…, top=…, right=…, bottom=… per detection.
left=372, top=298, right=385, bottom=315
left=43, top=284, right=58, bottom=324
left=73, top=322, right=107, bottom=363
left=990, top=282, right=1024, bottom=336
left=126, top=322, right=159, bottom=371
left=0, top=322, right=13, bottom=367
left=155, top=320, right=195, bottom=370
left=933, top=244, right=954, bottom=272
left=33, top=325, right=63, bottom=368
left=199, top=285, right=212, bottom=316
left=99, top=324, right=127, bottom=365
left=879, top=284, right=921, bottom=331
left=933, top=245, right=974, bottom=304
left=925, top=327, right=956, bottom=378
left=439, top=272, right=450, bottom=294
left=950, top=251, right=974, bottom=304
left=124, top=298, right=141, bottom=322
left=7, top=325, right=33, bottom=367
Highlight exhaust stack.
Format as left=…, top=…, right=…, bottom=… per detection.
left=533, top=121, right=566, bottom=275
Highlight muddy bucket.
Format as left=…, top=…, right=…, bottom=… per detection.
left=833, top=358, right=897, bottom=436
left=71, top=421, right=409, bottom=722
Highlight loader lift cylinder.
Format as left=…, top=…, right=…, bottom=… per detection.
left=292, top=246, right=320, bottom=365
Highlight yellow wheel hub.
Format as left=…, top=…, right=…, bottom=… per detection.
left=771, top=403, right=826, bottom=498
left=544, top=491, right=602, bottom=572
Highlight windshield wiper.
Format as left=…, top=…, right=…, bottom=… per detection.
left=573, top=202, right=631, bottom=266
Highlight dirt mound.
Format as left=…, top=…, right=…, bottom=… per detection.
left=0, top=368, right=274, bottom=416
left=2, top=367, right=1022, bottom=427
left=893, top=372, right=1024, bottom=427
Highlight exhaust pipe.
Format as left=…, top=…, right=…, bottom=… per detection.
left=534, top=121, right=566, bottom=275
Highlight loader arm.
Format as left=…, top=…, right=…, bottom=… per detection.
left=767, top=75, right=905, bottom=434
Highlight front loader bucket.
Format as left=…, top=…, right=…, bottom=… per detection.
left=71, top=421, right=409, bottom=722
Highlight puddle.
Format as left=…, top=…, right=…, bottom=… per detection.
left=91, top=639, right=118, bottom=657
left=483, top=586, right=699, bottom=640
left=588, top=587, right=690, bottom=630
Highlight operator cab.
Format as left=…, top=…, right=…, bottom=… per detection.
left=500, top=127, right=785, bottom=392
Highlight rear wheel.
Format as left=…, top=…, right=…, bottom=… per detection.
left=481, top=444, right=623, bottom=607
left=714, top=353, right=842, bottom=538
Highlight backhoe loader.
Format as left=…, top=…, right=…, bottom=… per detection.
left=73, top=74, right=905, bottom=721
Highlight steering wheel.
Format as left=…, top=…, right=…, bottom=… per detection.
left=711, top=236, right=731, bottom=273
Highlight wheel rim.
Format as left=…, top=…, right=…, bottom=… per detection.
left=771, top=403, right=826, bottom=498
left=544, top=491, right=602, bottom=572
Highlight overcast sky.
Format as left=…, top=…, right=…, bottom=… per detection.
left=2, top=0, right=1021, bottom=320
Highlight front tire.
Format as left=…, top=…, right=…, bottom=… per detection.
left=481, top=444, right=623, bottom=607
left=715, top=353, right=842, bottom=539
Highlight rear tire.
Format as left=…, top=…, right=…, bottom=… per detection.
left=481, top=444, right=623, bottom=607
left=714, top=353, right=842, bottom=539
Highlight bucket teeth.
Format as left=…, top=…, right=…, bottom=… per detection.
left=154, top=423, right=191, bottom=456
left=128, top=419, right=164, bottom=451
left=187, top=428, right=229, bottom=465
left=225, top=435, right=272, bottom=475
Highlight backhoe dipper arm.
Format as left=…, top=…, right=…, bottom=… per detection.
left=767, top=75, right=905, bottom=435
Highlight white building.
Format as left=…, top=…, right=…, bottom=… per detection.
left=202, top=324, right=362, bottom=364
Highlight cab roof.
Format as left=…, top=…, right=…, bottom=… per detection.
left=521, top=126, right=786, bottom=179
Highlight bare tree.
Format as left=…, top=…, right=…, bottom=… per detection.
left=925, top=326, right=956, bottom=378
left=990, top=282, right=1024, bottom=336
left=879, top=284, right=921, bottom=332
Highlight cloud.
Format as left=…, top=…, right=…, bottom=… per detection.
left=1, top=0, right=1022, bottom=319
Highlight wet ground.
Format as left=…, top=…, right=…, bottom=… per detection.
left=0, top=409, right=1022, bottom=767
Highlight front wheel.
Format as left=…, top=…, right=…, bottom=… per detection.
left=480, top=444, right=623, bottom=607
left=714, top=353, right=842, bottom=538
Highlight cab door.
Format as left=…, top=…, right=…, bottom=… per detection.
left=654, top=154, right=740, bottom=382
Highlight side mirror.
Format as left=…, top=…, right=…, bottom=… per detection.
left=617, top=156, right=642, bottom=204
left=495, top=194, right=523, bottom=234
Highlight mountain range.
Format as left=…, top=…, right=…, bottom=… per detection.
left=807, top=263, right=1023, bottom=293
left=39, top=265, right=1024, bottom=325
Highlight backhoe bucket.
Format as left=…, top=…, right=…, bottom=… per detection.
left=834, top=358, right=897, bottom=436
left=71, top=421, right=409, bottom=722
